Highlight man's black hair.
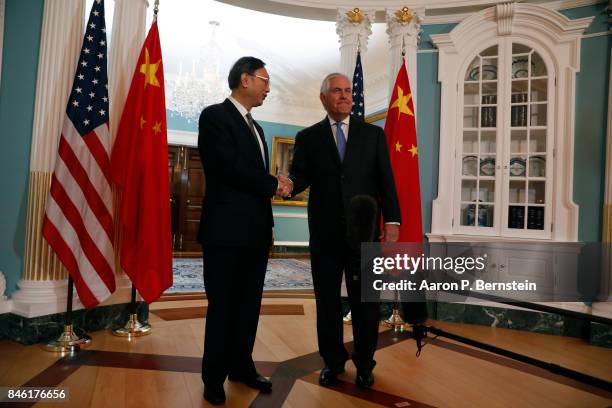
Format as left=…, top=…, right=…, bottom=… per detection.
left=228, top=56, right=266, bottom=90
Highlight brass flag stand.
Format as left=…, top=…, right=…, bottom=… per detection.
left=42, top=277, right=91, bottom=352
left=112, top=285, right=151, bottom=338
left=382, top=288, right=406, bottom=332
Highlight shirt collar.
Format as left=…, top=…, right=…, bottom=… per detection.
left=228, top=95, right=249, bottom=118
left=328, top=115, right=349, bottom=127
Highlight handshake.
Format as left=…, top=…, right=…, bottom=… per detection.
left=276, top=175, right=293, bottom=198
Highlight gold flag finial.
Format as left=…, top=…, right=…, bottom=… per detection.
left=346, top=8, right=365, bottom=24
left=395, top=7, right=413, bottom=24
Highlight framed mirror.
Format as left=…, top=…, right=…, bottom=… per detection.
left=270, top=137, right=308, bottom=206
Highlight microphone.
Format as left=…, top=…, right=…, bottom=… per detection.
left=346, top=195, right=378, bottom=250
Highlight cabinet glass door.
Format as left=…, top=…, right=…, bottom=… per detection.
left=459, top=45, right=498, bottom=230
left=506, top=43, right=549, bottom=234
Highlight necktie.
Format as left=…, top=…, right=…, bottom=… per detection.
left=245, top=112, right=265, bottom=164
left=335, top=122, right=346, bottom=161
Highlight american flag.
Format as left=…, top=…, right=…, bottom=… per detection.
left=351, top=51, right=365, bottom=120
left=42, top=0, right=115, bottom=308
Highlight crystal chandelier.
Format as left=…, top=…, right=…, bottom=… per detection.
left=167, top=21, right=225, bottom=123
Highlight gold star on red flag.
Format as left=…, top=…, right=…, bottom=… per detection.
left=140, top=48, right=161, bottom=88
left=409, top=144, right=418, bottom=157
left=389, top=86, right=414, bottom=120
left=395, top=141, right=403, bottom=152
left=152, top=121, right=162, bottom=134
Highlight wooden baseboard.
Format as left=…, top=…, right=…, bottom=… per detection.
left=159, top=289, right=315, bottom=302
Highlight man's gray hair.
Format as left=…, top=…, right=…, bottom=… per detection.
left=320, top=73, right=351, bottom=93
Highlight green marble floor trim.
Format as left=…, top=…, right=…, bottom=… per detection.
left=434, top=302, right=564, bottom=335
left=0, top=302, right=149, bottom=345
left=591, top=322, right=612, bottom=348
left=433, top=302, right=611, bottom=348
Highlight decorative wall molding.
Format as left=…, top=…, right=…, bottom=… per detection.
left=582, top=30, right=612, bottom=38
left=336, top=7, right=375, bottom=78
left=0, top=300, right=11, bottom=315
left=273, top=212, right=308, bottom=219
left=10, top=278, right=133, bottom=318
left=0, top=0, right=5, bottom=89
left=273, top=241, right=309, bottom=247
left=496, top=2, right=515, bottom=36
left=217, top=0, right=602, bottom=25
left=168, top=129, right=198, bottom=147
left=430, top=3, right=593, bottom=241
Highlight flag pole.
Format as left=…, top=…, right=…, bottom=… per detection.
left=382, top=39, right=408, bottom=332
left=112, top=284, right=151, bottom=337
left=113, top=0, right=161, bottom=338
left=42, top=276, right=92, bottom=352
left=344, top=43, right=363, bottom=326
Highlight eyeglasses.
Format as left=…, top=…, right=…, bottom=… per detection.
left=249, top=74, right=270, bottom=85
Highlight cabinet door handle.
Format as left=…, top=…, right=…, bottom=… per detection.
left=179, top=234, right=183, bottom=250
left=186, top=199, right=191, bottom=204
left=499, top=264, right=506, bottom=270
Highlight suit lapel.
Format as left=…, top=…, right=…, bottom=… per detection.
left=222, top=99, right=266, bottom=170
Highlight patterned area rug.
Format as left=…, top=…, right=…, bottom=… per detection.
left=167, top=258, right=313, bottom=293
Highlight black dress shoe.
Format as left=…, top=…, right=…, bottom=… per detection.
left=203, top=386, right=226, bottom=405
left=355, top=370, right=374, bottom=389
left=228, top=373, right=272, bottom=393
left=319, top=365, right=346, bottom=386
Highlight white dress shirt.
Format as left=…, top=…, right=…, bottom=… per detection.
left=328, top=115, right=349, bottom=145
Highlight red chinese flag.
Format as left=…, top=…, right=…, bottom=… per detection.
left=111, top=21, right=172, bottom=303
left=384, top=61, right=423, bottom=243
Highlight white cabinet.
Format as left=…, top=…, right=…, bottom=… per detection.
left=430, top=239, right=581, bottom=302
left=430, top=3, right=593, bottom=243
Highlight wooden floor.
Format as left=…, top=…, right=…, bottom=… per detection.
left=0, top=297, right=611, bottom=407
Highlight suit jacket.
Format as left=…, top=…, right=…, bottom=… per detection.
left=290, top=116, right=400, bottom=251
left=197, top=99, right=277, bottom=248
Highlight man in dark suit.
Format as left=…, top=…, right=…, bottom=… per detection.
left=286, top=73, right=401, bottom=389
left=197, top=56, right=291, bottom=405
